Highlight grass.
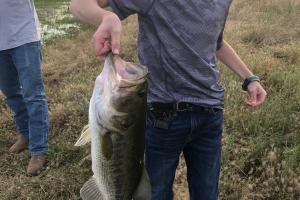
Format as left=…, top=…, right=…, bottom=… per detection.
left=35, top=0, right=81, bottom=44
left=1, top=0, right=300, bottom=199
left=218, top=0, right=300, bottom=198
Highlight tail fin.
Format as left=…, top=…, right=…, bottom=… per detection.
left=80, top=177, right=103, bottom=200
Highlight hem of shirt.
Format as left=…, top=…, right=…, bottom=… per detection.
left=147, top=100, right=224, bottom=110
left=0, top=38, right=40, bottom=51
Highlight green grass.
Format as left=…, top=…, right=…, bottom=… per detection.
left=218, top=1, right=300, bottom=198
left=35, top=0, right=82, bottom=44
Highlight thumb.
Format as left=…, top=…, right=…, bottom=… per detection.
left=111, top=31, right=121, bottom=55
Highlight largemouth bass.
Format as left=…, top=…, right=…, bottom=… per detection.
left=75, top=53, right=150, bottom=200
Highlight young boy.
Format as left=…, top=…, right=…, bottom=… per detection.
left=70, top=0, right=267, bottom=199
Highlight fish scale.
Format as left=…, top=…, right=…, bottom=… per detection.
left=93, top=132, right=143, bottom=199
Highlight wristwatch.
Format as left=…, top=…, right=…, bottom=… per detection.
left=242, top=75, right=260, bottom=91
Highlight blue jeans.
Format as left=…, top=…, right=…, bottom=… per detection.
left=145, top=105, right=223, bottom=200
left=0, top=42, right=49, bottom=156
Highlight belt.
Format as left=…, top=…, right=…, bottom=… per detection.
left=149, top=102, right=221, bottom=112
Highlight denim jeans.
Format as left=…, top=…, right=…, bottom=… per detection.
left=145, top=105, right=223, bottom=200
left=0, top=41, right=49, bottom=156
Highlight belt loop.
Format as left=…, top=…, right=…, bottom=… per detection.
left=175, top=102, right=187, bottom=112
left=174, top=101, right=182, bottom=112
left=147, top=103, right=153, bottom=111
left=175, top=102, right=180, bottom=111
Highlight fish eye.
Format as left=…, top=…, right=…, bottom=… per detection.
left=121, top=121, right=130, bottom=129
left=137, top=89, right=146, bottom=97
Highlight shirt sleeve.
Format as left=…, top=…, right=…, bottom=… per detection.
left=107, top=0, right=154, bottom=20
left=217, top=7, right=230, bottom=51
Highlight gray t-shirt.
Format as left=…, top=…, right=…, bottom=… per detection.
left=0, top=0, right=40, bottom=51
left=108, top=0, right=232, bottom=108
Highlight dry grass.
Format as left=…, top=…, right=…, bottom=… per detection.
left=1, top=0, right=300, bottom=199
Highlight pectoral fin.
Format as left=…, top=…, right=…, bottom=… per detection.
left=133, top=166, right=151, bottom=200
left=75, top=125, right=91, bottom=146
left=101, top=133, right=113, bottom=160
left=80, top=177, right=103, bottom=200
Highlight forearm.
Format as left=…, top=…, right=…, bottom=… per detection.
left=216, top=40, right=253, bottom=80
left=70, top=0, right=109, bottom=26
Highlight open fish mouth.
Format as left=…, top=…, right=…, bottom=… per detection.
left=117, top=71, right=148, bottom=88
left=109, top=54, right=148, bottom=88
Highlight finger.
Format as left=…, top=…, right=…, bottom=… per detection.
left=249, top=91, right=257, bottom=104
left=96, top=41, right=112, bottom=63
left=245, top=98, right=255, bottom=107
left=255, top=90, right=267, bottom=106
left=245, top=89, right=257, bottom=107
left=92, top=32, right=107, bottom=53
left=246, top=94, right=265, bottom=107
left=98, top=40, right=110, bottom=54
left=94, top=40, right=105, bottom=56
left=97, top=55, right=105, bottom=63
left=111, top=31, right=121, bottom=55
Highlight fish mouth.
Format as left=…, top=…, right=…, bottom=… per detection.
left=110, top=54, right=148, bottom=88
left=117, top=70, right=148, bottom=88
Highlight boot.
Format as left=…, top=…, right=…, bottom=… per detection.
left=27, top=154, right=46, bottom=176
left=9, top=136, right=28, bottom=154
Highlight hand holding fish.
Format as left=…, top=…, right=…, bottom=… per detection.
left=92, top=12, right=122, bottom=62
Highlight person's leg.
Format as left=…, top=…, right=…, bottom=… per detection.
left=145, top=107, right=190, bottom=200
left=11, top=41, right=49, bottom=156
left=0, top=49, right=29, bottom=152
left=183, top=108, right=223, bottom=200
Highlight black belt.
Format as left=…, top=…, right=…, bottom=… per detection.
left=149, top=102, right=221, bottom=112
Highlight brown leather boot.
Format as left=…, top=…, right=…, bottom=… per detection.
left=9, top=136, right=28, bottom=154
left=27, top=154, right=46, bottom=176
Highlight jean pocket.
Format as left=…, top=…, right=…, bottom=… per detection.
left=146, top=109, right=173, bottom=130
left=207, top=107, right=223, bottom=117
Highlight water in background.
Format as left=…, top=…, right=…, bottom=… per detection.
left=35, top=0, right=80, bottom=43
